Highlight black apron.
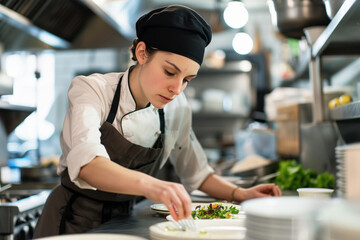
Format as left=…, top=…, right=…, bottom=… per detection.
left=34, top=75, right=165, bottom=238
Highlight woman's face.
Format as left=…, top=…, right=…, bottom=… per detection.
left=137, top=50, right=200, bottom=109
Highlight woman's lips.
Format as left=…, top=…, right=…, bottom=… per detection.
left=160, top=95, right=173, bottom=103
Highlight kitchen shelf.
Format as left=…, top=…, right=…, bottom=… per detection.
left=307, top=0, right=360, bottom=124
left=330, top=100, right=360, bottom=121
left=312, top=0, right=360, bottom=57
left=193, top=111, right=247, bottom=120
left=330, top=100, right=360, bottom=144
left=0, top=101, right=36, bottom=135
left=0, top=101, right=36, bottom=112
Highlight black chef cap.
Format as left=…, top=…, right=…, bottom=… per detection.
left=136, top=5, right=212, bottom=65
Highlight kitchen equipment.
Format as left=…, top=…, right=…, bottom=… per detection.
left=0, top=189, right=50, bottom=240
left=20, top=163, right=57, bottom=182
left=275, top=103, right=312, bottom=157
left=229, top=160, right=280, bottom=184
left=323, top=0, right=346, bottom=19
left=267, top=0, right=330, bottom=39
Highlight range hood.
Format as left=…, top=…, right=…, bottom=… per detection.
left=0, top=0, right=229, bottom=52
left=0, top=0, right=132, bottom=51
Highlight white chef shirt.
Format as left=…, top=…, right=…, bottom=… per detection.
left=58, top=67, right=214, bottom=192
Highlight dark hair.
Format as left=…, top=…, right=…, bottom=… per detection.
left=130, top=38, right=158, bottom=62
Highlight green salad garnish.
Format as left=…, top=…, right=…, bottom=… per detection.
left=191, top=203, right=239, bottom=219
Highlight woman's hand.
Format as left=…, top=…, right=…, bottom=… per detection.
left=238, top=183, right=282, bottom=201
left=140, top=177, right=192, bottom=221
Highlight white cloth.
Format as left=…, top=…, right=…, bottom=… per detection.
left=59, top=67, right=214, bottom=192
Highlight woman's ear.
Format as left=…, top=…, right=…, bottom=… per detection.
left=135, top=41, right=147, bottom=65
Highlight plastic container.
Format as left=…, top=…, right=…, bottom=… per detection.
left=297, top=188, right=334, bottom=198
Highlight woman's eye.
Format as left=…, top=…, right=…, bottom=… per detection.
left=183, top=79, right=190, bottom=84
left=165, top=70, right=175, bottom=76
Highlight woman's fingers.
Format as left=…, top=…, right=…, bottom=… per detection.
left=146, top=179, right=192, bottom=221
left=275, top=185, right=282, bottom=196
left=170, top=184, right=192, bottom=220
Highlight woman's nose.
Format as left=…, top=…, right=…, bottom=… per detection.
left=169, top=78, right=183, bottom=95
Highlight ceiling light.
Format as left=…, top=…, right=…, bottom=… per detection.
left=232, top=32, right=253, bottom=55
left=223, top=1, right=249, bottom=29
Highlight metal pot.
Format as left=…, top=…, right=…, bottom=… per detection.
left=267, top=0, right=330, bottom=39
left=20, top=163, right=57, bottom=181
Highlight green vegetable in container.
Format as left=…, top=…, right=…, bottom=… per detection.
left=272, top=160, right=334, bottom=190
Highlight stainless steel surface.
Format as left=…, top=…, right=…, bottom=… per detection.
left=0, top=4, right=70, bottom=50
left=330, top=100, right=360, bottom=120
left=312, top=0, right=360, bottom=56
left=300, top=122, right=337, bottom=174
left=0, top=184, right=11, bottom=193
left=323, top=0, right=346, bottom=19
left=89, top=199, right=177, bottom=238
left=309, top=57, right=325, bottom=123
left=267, top=0, right=330, bottom=39
left=0, top=0, right=130, bottom=51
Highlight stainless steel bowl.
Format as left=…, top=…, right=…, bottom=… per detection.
left=268, top=0, right=330, bottom=39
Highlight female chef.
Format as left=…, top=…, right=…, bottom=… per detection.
left=34, top=5, right=281, bottom=237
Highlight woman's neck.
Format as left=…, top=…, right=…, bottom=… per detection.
left=128, top=65, right=148, bottom=110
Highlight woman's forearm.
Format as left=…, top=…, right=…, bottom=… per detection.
left=199, top=174, right=241, bottom=202
left=78, top=156, right=150, bottom=196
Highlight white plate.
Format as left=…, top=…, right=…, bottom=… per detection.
left=36, top=233, right=147, bottom=240
left=150, top=203, right=171, bottom=214
left=166, top=214, right=246, bottom=222
left=151, top=202, right=242, bottom=216
left=190, top=190, right=209, bottom=197
left=149, top=220, right=246, bottom=240
left=242, top=196, right=332, bottom=219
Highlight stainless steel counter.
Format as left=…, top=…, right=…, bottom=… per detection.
left=89, top=199, right=166, bottom=239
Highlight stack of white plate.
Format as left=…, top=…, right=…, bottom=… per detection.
left=242, top=197, right=332, bottom=240
left=319, top=200, right=360, bottom=240
left=335, top=143, right=360, bottom=199
left=335, top=144, right=347, bottom=197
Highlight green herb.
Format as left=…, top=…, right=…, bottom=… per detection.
left=165, top=226, right=181, bottom=232
left=191, top=203, right=240, bottom=219
left=271, top=160, right=334, bottom=190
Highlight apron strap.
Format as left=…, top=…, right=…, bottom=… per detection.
left=159, top=109, right=165, bottom=134
left=106, top=75, right=122, bottom=123
left=59, top=192, right=79, bottom=235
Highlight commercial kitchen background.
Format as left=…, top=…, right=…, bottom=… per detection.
left=0, top=0, right=359, bottom=182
